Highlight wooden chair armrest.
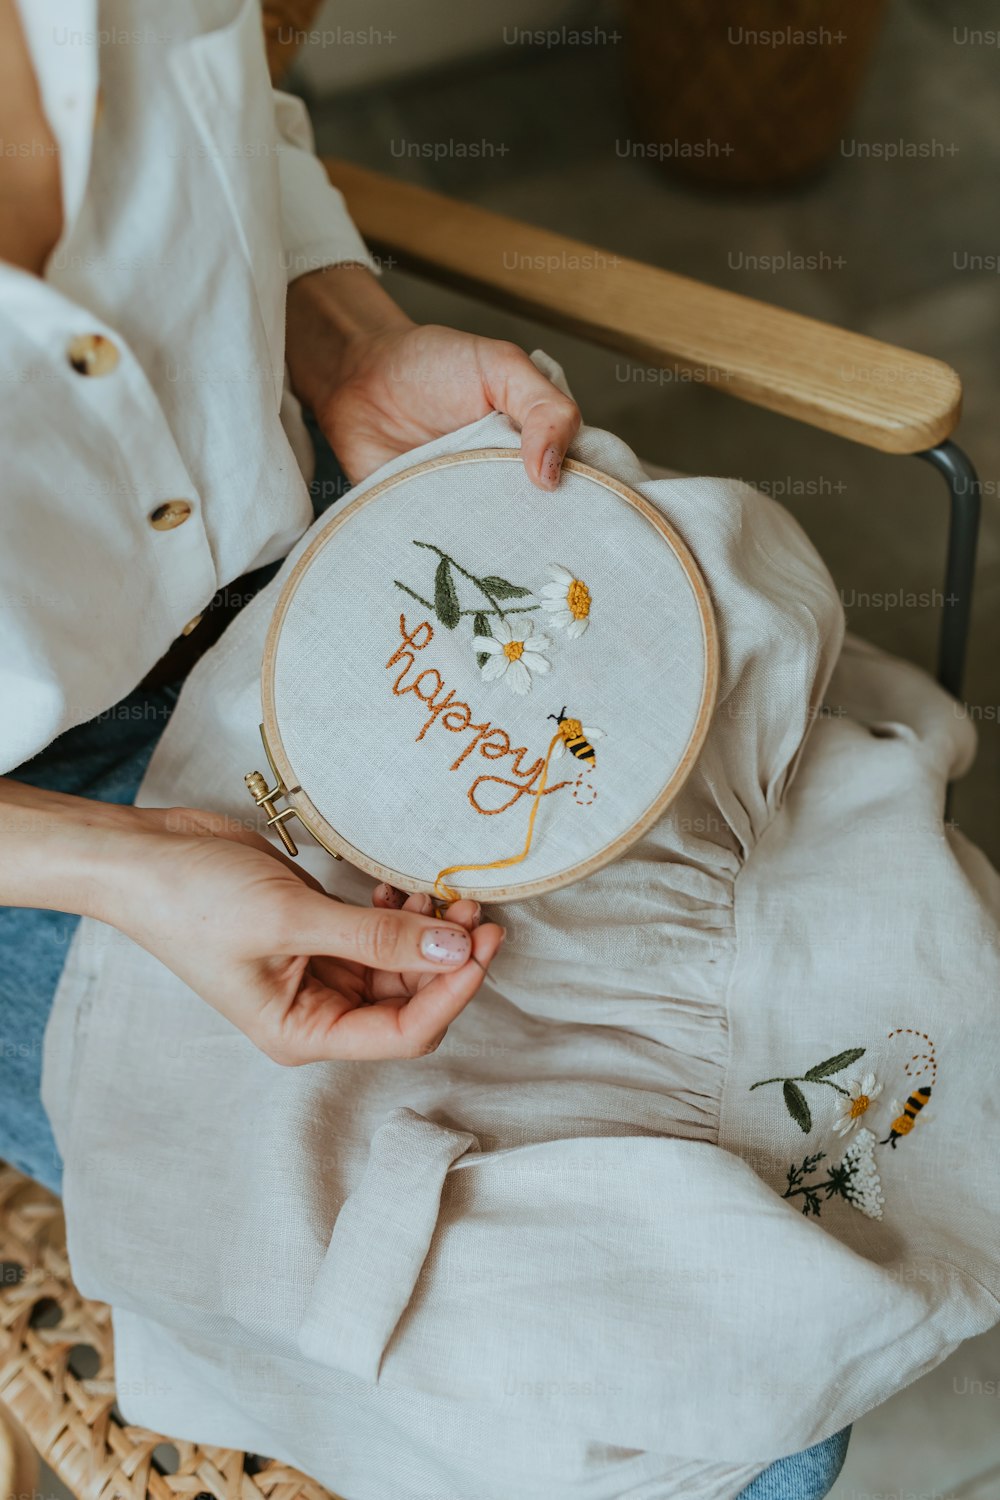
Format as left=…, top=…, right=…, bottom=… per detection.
left=324, top=157, right=961, bottom=456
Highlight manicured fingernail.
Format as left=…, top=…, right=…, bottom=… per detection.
left=421, top=926, right=472, bottom=965
left=375, top=882, right=406, bottom=908
left=541, top=446, right=563, bottom=489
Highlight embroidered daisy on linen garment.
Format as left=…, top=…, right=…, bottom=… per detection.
left=540, top=564, right=592, bottom=637
left=833, top=1072, right=884, bottom=1136
left=473, top=618, right=552, bottom=695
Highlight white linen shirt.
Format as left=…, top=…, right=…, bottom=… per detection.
left=0, top=0, right=375, bottom=771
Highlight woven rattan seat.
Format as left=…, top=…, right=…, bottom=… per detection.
left=0, top=1162, right=336, bottom=1500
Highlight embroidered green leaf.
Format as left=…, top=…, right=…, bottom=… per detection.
left=803, top=1047, right=865, bottom=1081
left=478, top=575, right=532, bottom=600
left=434, top=557, right=461, bottom=629
left=782, top=1080, right=813, bottom=1134
left=474, top=611, right=492, bottom=668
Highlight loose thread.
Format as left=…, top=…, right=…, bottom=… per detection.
left=434, top=730, right=563, bottom=902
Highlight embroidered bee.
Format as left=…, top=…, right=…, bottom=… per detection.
left=881, top=1086, right=931, bottom=1149
left=548, top=708, right=605, bottom=768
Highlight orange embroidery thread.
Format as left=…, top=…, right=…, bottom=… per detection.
left=886, top=1028, right=938, bottom=1084
left=572, top=771, right=598, bottom=807
left=388, top=614, right=572, bottom=818
left=435, top=730, right=563, bottom=901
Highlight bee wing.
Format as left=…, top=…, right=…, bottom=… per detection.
left=551, top=738, right=567, bottom=759
left=583, top=726, right=606, bottom=741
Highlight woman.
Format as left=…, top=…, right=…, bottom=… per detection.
left=0, top=4, right=850, bottom=1495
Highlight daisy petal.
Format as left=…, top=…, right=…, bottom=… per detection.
left=541, top=583, right=567, bottom=600
left=566, top=617, right=589, bottom=638
left=472, top=636, right=503, bottom=654
left=493, top=618, right=515, bottom=644
left=525, top=634, right=551, bottom=652
left=522, top=652, right=551, bottom=674
left=505, top=660, right=532, bottom=695
left=547, top=564, right=574, bottom=585
left=481, top=653, right=509, bottom=681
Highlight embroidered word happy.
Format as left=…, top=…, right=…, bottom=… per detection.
left=386, top=614, right=572, bottom=814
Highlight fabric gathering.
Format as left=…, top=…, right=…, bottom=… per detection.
left=1, top=5, right=998, bottom=1500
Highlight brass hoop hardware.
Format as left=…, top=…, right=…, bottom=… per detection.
left=244, top=769, right=300, bottom=856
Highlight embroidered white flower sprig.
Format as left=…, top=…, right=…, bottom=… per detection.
left=839, top=1129, right=885, bottom=1220
left=473, top=618, right=552, bottom=696
left=540, top=564, right=592, bottom=638
left=781, top=1127, right=885, bottom=1221
left=833, top=1073, right=884, bottom=1136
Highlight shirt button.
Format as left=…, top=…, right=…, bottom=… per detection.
left=149, top=500, right=193, bottom=531
left=67, top=333, right=119, bottom=377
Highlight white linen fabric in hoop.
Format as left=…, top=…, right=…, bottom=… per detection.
left=272, top=454, right=711, bottom=892
left=41, top=353, right=1000, bottom=1500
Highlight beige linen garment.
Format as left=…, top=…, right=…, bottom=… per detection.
left=42, top=365, right=1000, bottom=1500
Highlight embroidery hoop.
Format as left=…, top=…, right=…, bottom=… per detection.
left=247, top=448, right=718, bottom=902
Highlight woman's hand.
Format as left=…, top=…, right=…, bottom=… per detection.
left=104, top=806, right=503, bottom=1065
left=1, top=780, right=502, bottom=1065
left=285, top=265, right=581, bottom=490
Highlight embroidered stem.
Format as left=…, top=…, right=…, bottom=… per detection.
left=394, top=583, right=537, bottom=617
left=749, top=1047, right=866, bottom=1133
left=412, top=541, right=536, bottom=622
left=749, top=1075, right=851, bottom=1097
left=434, top=729, right=562, bottom=901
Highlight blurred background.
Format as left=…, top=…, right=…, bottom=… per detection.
left=286, top=0, right=999, bottom=1495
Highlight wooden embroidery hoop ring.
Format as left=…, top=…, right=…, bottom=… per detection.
left=250, top=447, right=719, bottom=903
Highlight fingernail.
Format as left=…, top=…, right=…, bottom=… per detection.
left=413, top=893, right=434, bottom=915
left=375, top=882, right=406, bottom=908
left=498, top=927, right=507, bottom=945
left=541, top=445, right=563, bottom=490
left=470, top=902, right=482, bottom=928
left=421, top=926, right=472, bottom=965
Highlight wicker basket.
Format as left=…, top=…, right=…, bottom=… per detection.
left=0, top=1163, right=338, bottom=1500
left=619, top=0, right=890, bottom=188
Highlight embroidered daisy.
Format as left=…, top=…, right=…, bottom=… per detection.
left=837, top=1128, right=885, bottom=1220
left=473, top=618, right=551, bottom=695
left=833, top=1072, right=883, bottom=1136
left=540, top=564, right=591, bottom=638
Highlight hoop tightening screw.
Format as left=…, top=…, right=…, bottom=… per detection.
left=244, top=770, right=299, bottom=856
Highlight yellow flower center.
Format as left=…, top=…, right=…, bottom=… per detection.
left=849, top=1095, right=870, bottom=1118
left=504, top=639, right=525, bottom=662
left=566, top=579, right=591, bottom=620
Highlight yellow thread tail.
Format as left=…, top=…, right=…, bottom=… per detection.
left=434, top=731, right=562, bottom=902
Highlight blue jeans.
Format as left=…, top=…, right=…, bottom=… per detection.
left=737, top=1427, right=851, bottom=1498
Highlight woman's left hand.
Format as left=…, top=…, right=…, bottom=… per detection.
left=286, top=265, right=581, bottom=491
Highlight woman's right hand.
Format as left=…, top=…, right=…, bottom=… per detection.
left=1, top=780, right=503, bottom=1064
left=109, top=806, right=504, bottom=1064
